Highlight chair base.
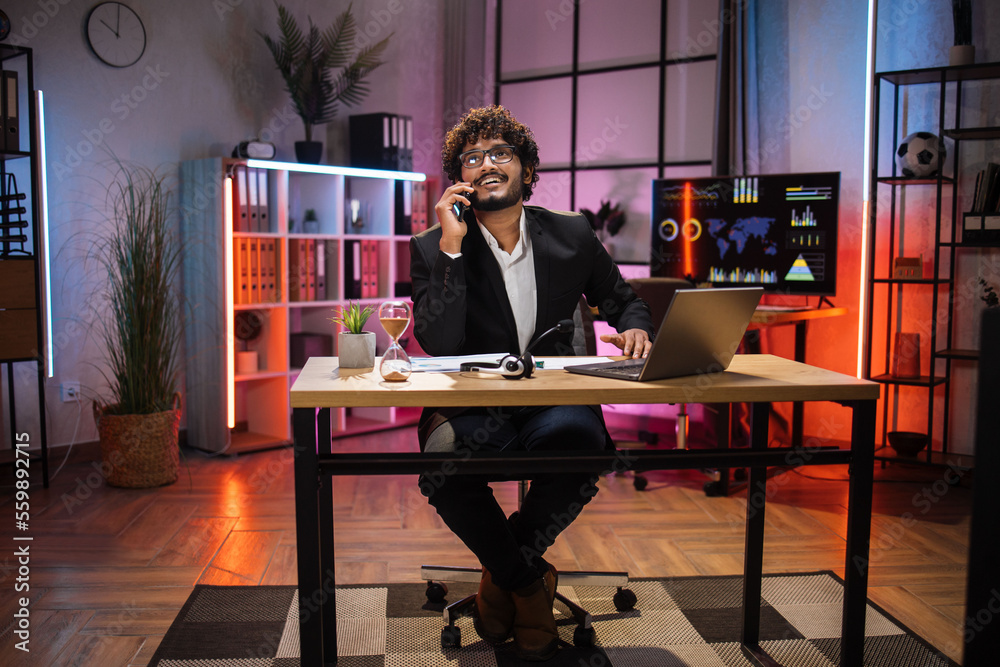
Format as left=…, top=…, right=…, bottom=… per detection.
left=421, top=565, right=636, bottom=650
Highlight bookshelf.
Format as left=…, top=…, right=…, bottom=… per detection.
left=180, top=158, right=429, bottom=454
left=1, top=45, right=49, bottom=486
left=864, top=62, right=1000, bottom=466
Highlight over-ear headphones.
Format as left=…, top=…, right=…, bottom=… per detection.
left=458, top=319, right=575, bottom=381
left=459, top=354, right=530, bottom=380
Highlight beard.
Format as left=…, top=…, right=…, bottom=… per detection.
left=470, top=168, right=525, bottom=212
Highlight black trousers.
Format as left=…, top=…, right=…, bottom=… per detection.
left=419, top=405, right=606, bottom=591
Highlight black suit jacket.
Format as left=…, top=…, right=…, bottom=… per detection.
left=409, top=205, right=653, bottom=446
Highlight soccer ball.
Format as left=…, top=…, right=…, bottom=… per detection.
left=895, top=132, right=946, bottom=178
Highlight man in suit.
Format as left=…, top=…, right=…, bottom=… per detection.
left=409, top=105, right=653, bottom=661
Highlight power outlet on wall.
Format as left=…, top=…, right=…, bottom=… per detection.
left=61, top=382, right=81, bottom=402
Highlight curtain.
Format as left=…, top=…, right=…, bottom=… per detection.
left=713, top=0, right=759, bottom=177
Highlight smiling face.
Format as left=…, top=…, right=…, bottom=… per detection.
left=461, top=137, right=534, bottom=212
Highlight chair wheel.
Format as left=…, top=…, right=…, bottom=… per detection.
left=613, top=588, right=637, bottom=611
left=426, top=581, right=448, bottom=603
left=633, top=474, right=648, bottom=491
left=573, top=625, right=595, bottom=648
left=441, top=624, right=461, bottom=648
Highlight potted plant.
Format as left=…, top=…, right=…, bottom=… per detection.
left=329, top=301, right=376, bottom=368
left=91, top=160, right=182, bottom=488
left=259, top=2, right=391, bottom=164
left=580, top=200, right=627, bottom=257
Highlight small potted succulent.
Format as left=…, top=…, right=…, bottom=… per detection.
left=329, top=301, right=375, bottom=368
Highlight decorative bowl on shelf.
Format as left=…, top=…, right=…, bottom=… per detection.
left=887, top=431, right=928, bottom=457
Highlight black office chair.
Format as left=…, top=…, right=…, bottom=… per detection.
left=422, top=479, right=635, bottom=650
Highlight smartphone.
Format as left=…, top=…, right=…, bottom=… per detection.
left=452, top=200, right=468, bottom=220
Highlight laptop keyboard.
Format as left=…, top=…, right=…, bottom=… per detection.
left=596, top=361, right=645, bottom=379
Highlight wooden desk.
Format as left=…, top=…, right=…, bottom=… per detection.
left=291, top=354, right=879, bottom=666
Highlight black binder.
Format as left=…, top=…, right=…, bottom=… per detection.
left=1, top=70, right=18, bottom=152
left=343, top=239, right=363, bottom=299
left=350, top=112, right=395, bottom=169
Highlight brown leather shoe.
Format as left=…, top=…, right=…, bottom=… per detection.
left=473, top=567, right=515, bottom=644
left=511, top=565, right=559, bottom=661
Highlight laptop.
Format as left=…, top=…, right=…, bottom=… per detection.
left=565, top=287, right=764, bottom=382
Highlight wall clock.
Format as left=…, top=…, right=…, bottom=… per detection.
left=87, top=2, right=146, bottom=68
left=0, top=11, right=11, bottom=42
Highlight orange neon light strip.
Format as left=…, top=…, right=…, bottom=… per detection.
left=683, top=182, right=693, bottom=277
left=224, top=177, right=235, bottom=429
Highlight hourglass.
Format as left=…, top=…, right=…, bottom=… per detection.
left=378, top=300, right=412, bottom=382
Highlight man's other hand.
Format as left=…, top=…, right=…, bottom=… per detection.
left=599, top=328, right=652, bottom=359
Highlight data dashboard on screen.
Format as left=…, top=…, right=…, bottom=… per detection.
left=650, top=172, right=840, bottom=296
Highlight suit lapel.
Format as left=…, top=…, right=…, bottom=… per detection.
left=465, top=222, right=519, bottom=349
left=527, top=208, right=550, bottom=339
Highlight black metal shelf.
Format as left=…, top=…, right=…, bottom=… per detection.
left=871, top=277, right=951, bottom=285
left=935, top=348, right=979, bottom=361
left=874, top=445, right=975, bottom=469
left=870, top=374, right=947, bottom=387
left=877, top=62, right=1000, bottom=86
left=944, top=127, right=1000, bottom=141
left=876, top=175, right=954, bottom=186
left=939, top=240, right=1000, bottom=248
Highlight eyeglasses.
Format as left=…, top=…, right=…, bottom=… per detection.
left=458, top=144, right=516, bottom=169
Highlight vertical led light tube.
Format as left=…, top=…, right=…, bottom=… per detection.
left=857, top=0, right=878, bottom=377
left=35, top=90, right=54, bottom=377
left=224, top=177, right=235, bottom=428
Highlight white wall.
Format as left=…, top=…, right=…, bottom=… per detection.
left=3, top=0, right=446, bottom=449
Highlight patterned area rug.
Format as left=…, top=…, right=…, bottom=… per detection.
left=148, top=571, right=957, bottom=666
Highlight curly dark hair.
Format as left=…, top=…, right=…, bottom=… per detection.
left=441, top=105, right=541, bottom=202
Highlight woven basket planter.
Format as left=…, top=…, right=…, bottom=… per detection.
left=94, top=395, right=180, bottom=488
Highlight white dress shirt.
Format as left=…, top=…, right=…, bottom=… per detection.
left=476, top=208, right=537, bottom=353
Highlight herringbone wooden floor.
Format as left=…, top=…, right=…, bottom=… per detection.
left=0, top=427, right=973, bottom=666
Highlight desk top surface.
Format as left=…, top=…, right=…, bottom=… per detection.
left=290, top=354, right=879, bottom=408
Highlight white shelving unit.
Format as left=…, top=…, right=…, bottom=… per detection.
left=180, top=158, right=427, bottom=454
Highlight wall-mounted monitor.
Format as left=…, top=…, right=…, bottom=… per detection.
left=650, top=172, right=840, bottom=296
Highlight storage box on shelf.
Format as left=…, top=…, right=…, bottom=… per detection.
left=865, top=62, right=1000, bottom=468
left=180, top=158, right=428, bottom=454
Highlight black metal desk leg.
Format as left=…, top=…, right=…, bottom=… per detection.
left=741, top=402, right=770, bottom=654
left=842, top=399, right=875, bottom=666
left=293, top=407, right=326, bottom=666
left=792, top=321, right=806, bottom=449
left=317, top=408, right=337, bottom=661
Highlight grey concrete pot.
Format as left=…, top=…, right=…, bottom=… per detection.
left=338, top=332, right=376, bottom=369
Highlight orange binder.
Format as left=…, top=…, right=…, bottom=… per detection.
left=288, top=239, right=304, bottom=302
left=262, top=239, right=277, bottom=302
left=305, top=238, right=317, bottom=301
left=248, top=237, right=260, bottom=303
left=233, top=237, right=248, bottom=304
